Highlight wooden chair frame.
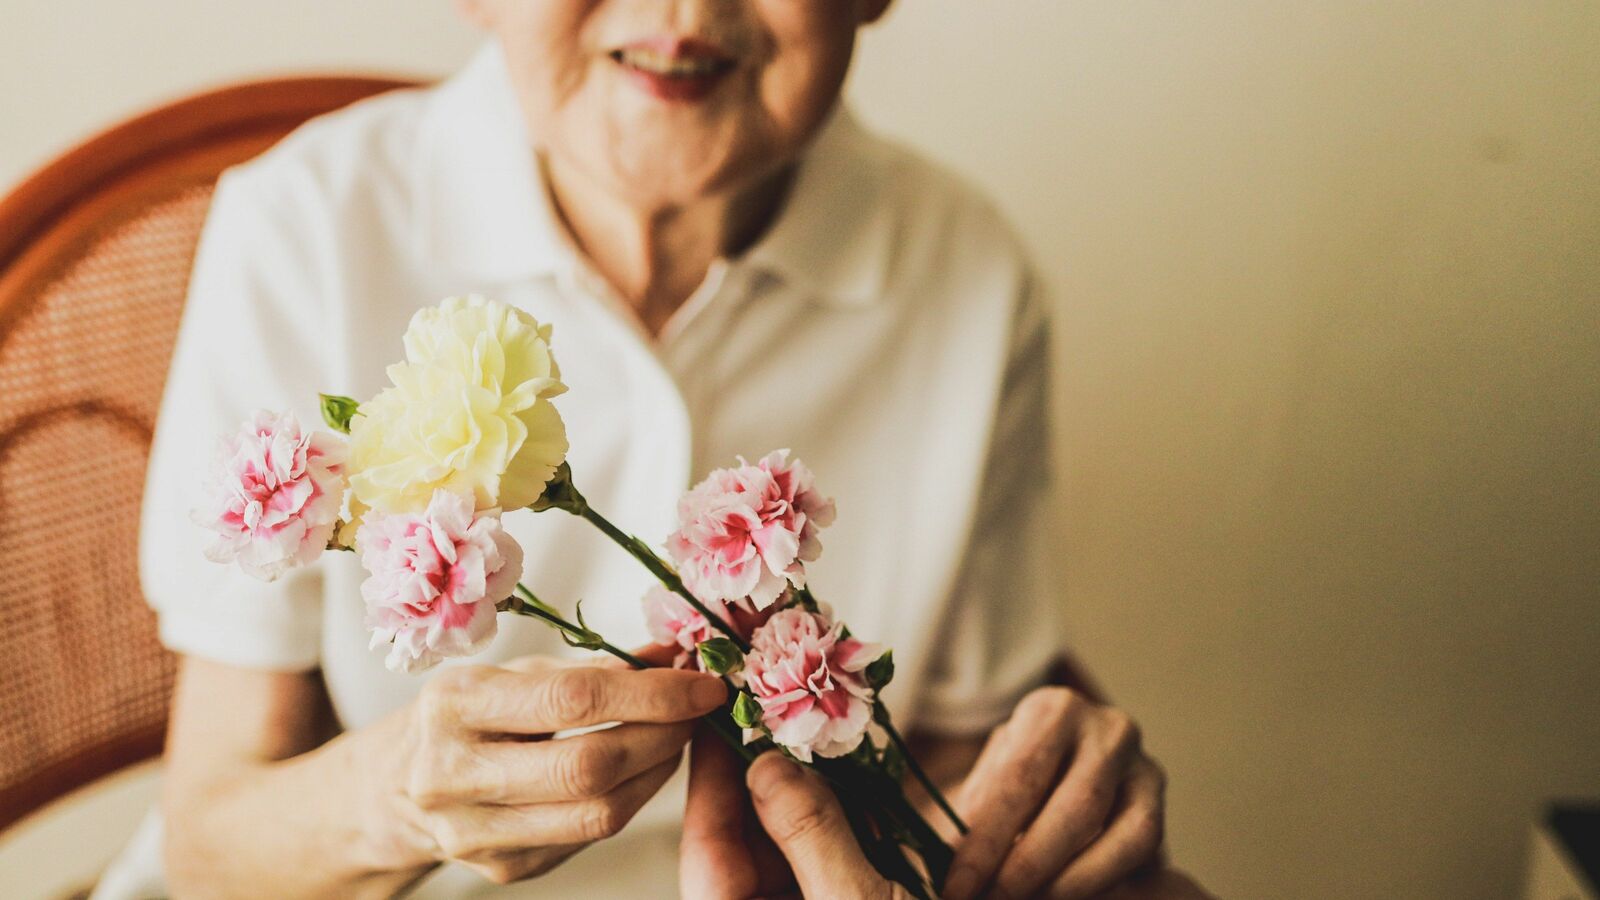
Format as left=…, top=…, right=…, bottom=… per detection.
left=0, top=74, right=418, bottom=833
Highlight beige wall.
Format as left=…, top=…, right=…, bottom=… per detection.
left=5, top=3, right=1598, bottom=899
left=852, top=4, right=1600, bottom=898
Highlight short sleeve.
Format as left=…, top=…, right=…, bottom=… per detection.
left=138, top=169, right=334, bottom=671
left=914, top=270, right=1063, bottom=734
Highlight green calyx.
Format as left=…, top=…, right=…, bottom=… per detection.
left=731, top=691, right=763, bottom=729
left=697, top=637, right=745, bottom=676
left=319, top=393, right=360, bottom=434
left=865, top=650, right=895, bottom=690
left=529, top=461, right=587, bottom=514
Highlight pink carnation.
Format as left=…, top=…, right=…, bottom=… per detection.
left=641, top=585, right=718, bottom=669
left=357, top=490, right=522, bottom=673
left=196, top=410, right=347, bottom=581
left=759, top=449, right=835, bottom=564
left=666, top=450, right=836, bottom=610
left=742, top=608, right=880, bottom=762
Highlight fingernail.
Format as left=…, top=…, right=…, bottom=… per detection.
left=691, top=676, right=727, bottom=709
left=747, top=751, right=801, bottom=800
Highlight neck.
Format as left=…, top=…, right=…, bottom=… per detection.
left=541, top=156, right=792, bottom=336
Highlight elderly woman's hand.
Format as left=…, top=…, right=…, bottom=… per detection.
left=375, top=655, right=725, bottom=885
left=943, top=687, right=1167, bottom=900
left=741, top=750, right=911, bottom=899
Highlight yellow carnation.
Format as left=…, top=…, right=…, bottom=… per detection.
left=347, top=295, right=568, bottom=515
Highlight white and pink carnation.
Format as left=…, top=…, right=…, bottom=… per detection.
left=196, top=409, right=347, bottom=581
left=741, top=607, right=880, bottom=762
left=665, top=450, right=835, bottom=611
left=357, top=489, right=522, bottom=673
left=757, top=449, right=835, bottom=565
left=641, top=585, right=719, bottom=669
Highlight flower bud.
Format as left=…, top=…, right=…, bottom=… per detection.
left=529, top=461, right=587, bottom=514
left=865, top=650, right=895, bottom=690
left=697, top=637, right=745, bottom=676
left=731, top=690, right=763, bottom=729
left=319, top=393, right=360, bottom=434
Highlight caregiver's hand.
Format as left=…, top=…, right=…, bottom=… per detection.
left=680, top=727, right=797, bottom=899
left=381, top=655, right=725, bottom=884
left=944, top=687, right=1167, bottom=900
left=744, top=750, right=910, bottom=899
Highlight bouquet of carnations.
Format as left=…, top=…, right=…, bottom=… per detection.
left=194, top=295, right=964, bottom=896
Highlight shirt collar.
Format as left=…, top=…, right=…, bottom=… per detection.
left=740, top=106, right=895, bottom=308
left=413, top=42, right=893, bottom=307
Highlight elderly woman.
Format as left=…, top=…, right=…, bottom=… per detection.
left=114, top=2, right=1197, bottom=898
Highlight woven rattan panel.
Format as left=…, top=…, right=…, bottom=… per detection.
left=0, top=183, right=211, bottom=826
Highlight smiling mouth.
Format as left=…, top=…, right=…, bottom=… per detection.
left=609, top=47, right=735, bottom=78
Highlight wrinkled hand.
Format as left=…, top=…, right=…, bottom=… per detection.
left=688, top=743, right=915, bottom=896
left=679, top=728, right=797, bottom=899
left=1093, top=867, right=1217, bottom=900
left=741, top=750, right=911, bottom=899
left=377, top=654, right=725, bottom=885
left=944, top=687, right=1167, bottom=899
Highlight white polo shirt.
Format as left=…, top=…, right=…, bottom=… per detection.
left=116, top=42, right=1061, bottom=898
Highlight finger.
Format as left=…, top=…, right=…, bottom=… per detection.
left=444, top=721, right=694, bottom=804
left=433, top=664, right=726, bottom=734
left=451, top=754, right=683, bottom=853
left=746, top=751, right=885, bottom=899
left=460, top=843, right=586, bottom=886
left=944, top=689, right=1083, bottom=900
left=683, top=726, right=749, bottom=847
left=508, top=644, right=678, bottom=672
left=497, top=655, right=564, bottom=675
left=682, top=729, right=763, bottom=899
left=630, top=642, right=681, bottom=668
left=682, top=729, right=794, bottom=899
left=587, top=642, right=682, bottom=671
left=993, top=712, right=1143, bottom=896
left=1090, top=867, right=1214, bottom=900
left=1048, top=758, right=1167, bottom=900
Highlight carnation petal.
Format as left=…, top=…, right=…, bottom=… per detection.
left=357, top=489, right=521, bottom=672
left=347, top=297, right=568, bottom=516
left=743, top=608, right=877, bottom=760
left=196, top=411, right=348, bottom=583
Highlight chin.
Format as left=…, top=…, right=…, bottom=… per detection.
left=594, top=136, right=775, bottom=205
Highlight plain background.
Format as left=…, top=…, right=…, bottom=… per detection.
left=3, top=2, right=1598, bottom=898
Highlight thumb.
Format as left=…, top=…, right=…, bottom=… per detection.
left=746, top=751, right=887, bottom=898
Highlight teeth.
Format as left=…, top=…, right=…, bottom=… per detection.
left=615, top=48, right=727, bottom=77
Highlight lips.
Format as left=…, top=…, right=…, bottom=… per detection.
left=608, top=37, right=736, bottom=102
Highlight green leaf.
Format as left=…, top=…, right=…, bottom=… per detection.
left=556, top=599, right=606, bottom=651
left=731, top=691, right=763, bottom=729
left=697, top=637, right=745, bottom=676
left=865, top=650, right=895, bottom=690
left=318, top=393, right=360, bottom=434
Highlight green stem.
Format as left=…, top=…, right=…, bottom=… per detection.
left=815, top=754, right=951, bottom=893
left=531, top=463, right=749, bottom=651
left=527, top=465, right=955, bottom=882
left=502, top=589, right=647, bottom=669
left=501, top=585, right=759, bottom=764
left=573, top=504, right=750, bottom=652
left=879, top=710, right=969, bottom=836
